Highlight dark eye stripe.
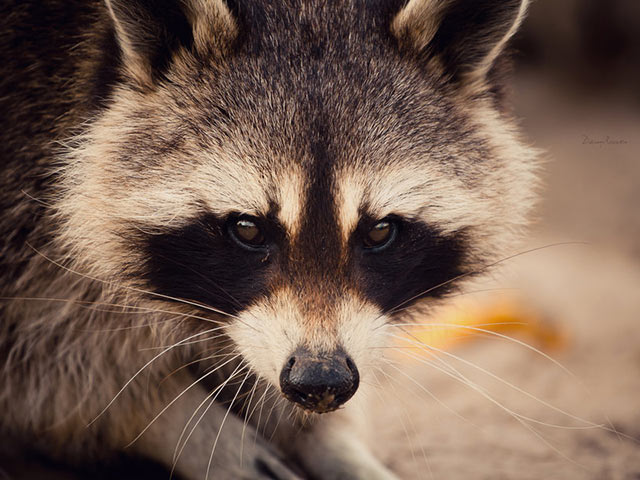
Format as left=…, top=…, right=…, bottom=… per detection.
left=356, top=221, right=468, bottom=312
left=140, top=213, right=274, bottom=316
left=138, top=209, right=467, bottom=320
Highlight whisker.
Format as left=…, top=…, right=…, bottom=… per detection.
left=391, top=348, right=567, bottom=443
left=26, top=243, right=259, bottom=332
left=158, top=348, right=236, bottom=386
left=372, top=368, right=433, bottom=480
left=511, top=414, right=589, bottom=469
left=139, top=329, right=229, bottom=350
left=268, top=395, right=288, bottom=444
left=170, top=363, right=247, bottom=478
left=261, top=387, right=282, bottom=440
left=399, top=337, right=638, bottom=446
left=390, top=344, right=606, bottom=438
left=382, top=242, right=589, bottom=319
left=390, top=323, right=574, bottom=378
left=125, top=353, right=243, bottom=448
left=389, top=289, right=526, bottom=320
left=381, top=359, right=476, bottom=427
left=206, top=370, right=252, bottom=480
left=390, top=333, right=607, bottom=430
left=88, top=326, right=229, bottom=426
left=0, top=296, right=226, bottom=328
left=239, top=376, right=260, bottom=467
left=252, top=383, right=272, bottom=449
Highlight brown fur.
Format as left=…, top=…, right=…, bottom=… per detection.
left=1, top=1, right=537, bottom=478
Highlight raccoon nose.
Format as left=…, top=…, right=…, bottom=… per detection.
left=279, top=348, right=359, bottom=413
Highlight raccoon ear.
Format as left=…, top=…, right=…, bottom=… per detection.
left=105, top=0, right=237, bottom=87
left=392, top=0, right=529, bottom=85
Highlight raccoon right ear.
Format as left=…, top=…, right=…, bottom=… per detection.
left=105, top=0, right=237, bottom=87
left=391, top=0, right=529, bottom=87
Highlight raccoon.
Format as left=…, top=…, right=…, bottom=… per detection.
left=0, top=0, right=537, bottom=478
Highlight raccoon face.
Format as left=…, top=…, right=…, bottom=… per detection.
left=59, top=0, right=536, bottom=413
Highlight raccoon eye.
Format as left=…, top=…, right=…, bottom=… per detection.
left=230, top=217, right=266, bottom=249
left=363, top=220, right=396, bottom=250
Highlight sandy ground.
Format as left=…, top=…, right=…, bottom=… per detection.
left=370, top=74, right=640, bottom=479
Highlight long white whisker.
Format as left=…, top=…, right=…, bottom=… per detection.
left=26, top=243, right=258, bottom=331
left=261, top=387, right=282, bottom=439
left=372, top=368, right=433, bottom=480
left=0, top=296, right=226, bottom=327
left=239, top=376, right=260, bottom=467
left=381, top=359, right=477, bottom=428
left=125, top=353, right=242, bottom=448
left=390, top=332, right=605, bottom=430
left=206, top=370, right=252, bottom=480
left=511, top=414, right=589, bottom=469
left=384, top=242, right=588, bottom=317
left=253, top=383, right=272, bottom=449
left=391, top=323, right=575, bottom=377
left=159, top=350, right=235, bottom=387
left=170, top=362, right=247, bottom=475
left=88, top=326, right=227, bottom=426
left=139, top=330, right=229, bottom=350
left=389, top=345, right=601, bottom=437
left=268, top=395, right=289, bottom=444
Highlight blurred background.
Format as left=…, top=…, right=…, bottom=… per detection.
left=373, top=1, right=640, bottom=478
left=515, top=0, right=640, bottom=254
left=3, top=1, right=638, bottom=479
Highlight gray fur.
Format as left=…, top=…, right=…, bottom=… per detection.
left=0, top=0, right=537, bottom=478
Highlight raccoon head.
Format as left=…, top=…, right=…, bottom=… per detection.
left=58, top=0, right=537, bottom=414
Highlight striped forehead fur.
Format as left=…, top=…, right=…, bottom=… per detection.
left=55, top=82, right=313, bottom=270
left=335, top=93, right=539, bottom=255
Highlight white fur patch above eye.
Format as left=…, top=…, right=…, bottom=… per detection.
left=335, top=162, right=482, bottom=238
left=194, top=151, right=307, bottom=237
left=195, top=151, right=272, bottom=218
left=275, top=164, right=306, bottom=237
left=336, top=174, right=367, bottom=243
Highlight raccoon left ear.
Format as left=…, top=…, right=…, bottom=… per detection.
left=105, top=0, right=237, bottom=87
left=392, top=0, right=529, bottom=85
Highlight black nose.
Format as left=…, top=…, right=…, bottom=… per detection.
left=279, top=348, right=359, bottom=413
